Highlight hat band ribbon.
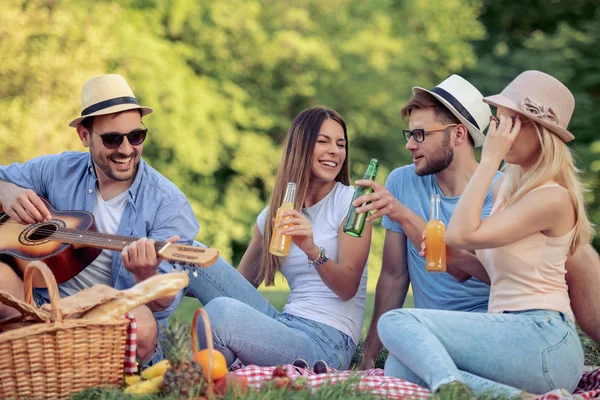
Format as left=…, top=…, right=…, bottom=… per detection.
left=430, top=87, right=480, bottom=130
left=81, top=96, right=140, bottom=116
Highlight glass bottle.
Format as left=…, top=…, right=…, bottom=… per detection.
left=269, top=182, right=297, bottom=256
left=343, top=158, right=379, bottom=237
left=425, top=194, right=446, bottom=273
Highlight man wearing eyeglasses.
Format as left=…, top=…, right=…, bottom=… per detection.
left=0, top=74, right=199, bottom=366
left=356, top=75, right=600, bottom=369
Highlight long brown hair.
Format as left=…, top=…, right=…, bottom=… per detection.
left=256, top=106, right=350, bottom=286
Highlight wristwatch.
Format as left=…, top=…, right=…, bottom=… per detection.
left=308, top=246, right=328, bottom=269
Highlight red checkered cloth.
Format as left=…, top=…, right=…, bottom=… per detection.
left=124, top=313, right=138, bottom=375
left=230, top=364, right=600, bottom=399
left=231, top=364, right=429, bottom=399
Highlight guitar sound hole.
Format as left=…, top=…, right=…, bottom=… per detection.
left=28, top=224, right=58, bottom=241
left=18, top=220, right=66, bottom=246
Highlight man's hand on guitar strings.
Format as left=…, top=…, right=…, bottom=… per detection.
left=1, top=187, right=51, bottom=224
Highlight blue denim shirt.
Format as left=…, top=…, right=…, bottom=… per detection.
left=0, top=151, right=200, bottom=325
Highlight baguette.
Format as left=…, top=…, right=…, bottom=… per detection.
left=83, top=271, right=189, bottom=320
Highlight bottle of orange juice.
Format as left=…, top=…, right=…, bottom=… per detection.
left=269, top=182, right=297, bottom=256
left=425, top=194, right=446, bottom=273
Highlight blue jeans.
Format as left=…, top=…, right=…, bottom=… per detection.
left=378, top=308, right=583, bottom=397
left=187, top=242, right=356, bottom=369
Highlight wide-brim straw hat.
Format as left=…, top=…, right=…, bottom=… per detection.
left=412, top=74, right=491, bottom=147
left=483, top=70, right=574, bottom=142
left=69, top=74, right=153, bottom=127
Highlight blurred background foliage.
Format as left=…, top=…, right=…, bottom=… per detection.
left=1, top=0, right=599, bottom=284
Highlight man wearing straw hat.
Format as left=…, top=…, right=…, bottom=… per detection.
left=356, top=73, right=600, bottom=369
left=0, top=74, right=199, bottom=365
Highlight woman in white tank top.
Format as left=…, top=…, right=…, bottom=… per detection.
left=378, top=71, right=594, bottom=398
left=188, top=106, right=372, bottom=370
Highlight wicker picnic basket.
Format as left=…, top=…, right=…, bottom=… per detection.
left=0, top=261, right=129, bottom=400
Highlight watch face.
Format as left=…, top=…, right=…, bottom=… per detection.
left=309, top=247, right=328, bottom=268
left=316, top=247, right=328, bottom=267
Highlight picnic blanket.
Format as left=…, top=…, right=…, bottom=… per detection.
left=229, top=364, right=600, bottom=399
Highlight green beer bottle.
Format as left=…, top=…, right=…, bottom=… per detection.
left=343, top=158, right=379, bottom=237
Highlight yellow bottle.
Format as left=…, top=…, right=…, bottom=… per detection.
left=269, top=182, right=297, bottom=256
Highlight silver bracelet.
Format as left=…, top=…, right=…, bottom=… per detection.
left=308, top=246, right=328, bottom=268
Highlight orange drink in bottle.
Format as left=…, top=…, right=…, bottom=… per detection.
left=269, top=182, right=296, bottom=256
left=425, top=194, right=446, bottom=273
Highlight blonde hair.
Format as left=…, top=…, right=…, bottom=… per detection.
left=255, top=107, right=350, bottom=286
left=499, top=122, right=594, bottom=254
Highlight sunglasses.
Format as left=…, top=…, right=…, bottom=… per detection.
left=88, top=123, right=148, bottom=149
left=402, top=124, right=458, bottom=143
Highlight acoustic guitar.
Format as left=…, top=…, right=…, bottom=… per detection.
left=0, top=199, right=218, bottom=287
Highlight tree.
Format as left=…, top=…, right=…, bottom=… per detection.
left=1, top=0, right=486, bottom=272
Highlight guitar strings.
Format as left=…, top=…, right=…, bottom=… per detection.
left=0, top=219, right=209, bottom=263
left=0, top=220, right=170, bottom=248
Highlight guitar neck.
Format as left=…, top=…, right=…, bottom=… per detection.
left=52, top=228, right=168, bottom=252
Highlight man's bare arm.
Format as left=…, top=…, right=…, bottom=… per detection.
left=359, top=230, right=410, bottom=369
left=443, top=249, right=490, bottom=285
left=566, top=243, right=600, bottom=345
left=353, top=180, right=471, bottom=282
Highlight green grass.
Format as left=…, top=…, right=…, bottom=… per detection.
left=70, top=373, right=521, bottom=400
left=71, top=378, right=389, bottom=400
left=580, top=326, right=600, bottom=367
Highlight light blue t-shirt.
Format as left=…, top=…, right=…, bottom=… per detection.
left=382, top=164, right=502, bottom=312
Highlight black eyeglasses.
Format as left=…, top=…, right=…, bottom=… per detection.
left=88, top=122, right=148, bottom=149
left=402, top=124, right=457, bottom=143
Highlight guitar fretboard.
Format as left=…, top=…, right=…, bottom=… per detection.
left=51, top=227, right=168, bottom=252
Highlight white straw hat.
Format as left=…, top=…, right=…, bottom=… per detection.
left=69, top=74, right=152, bottom=127
left=412, top=74, right=491, bottom=147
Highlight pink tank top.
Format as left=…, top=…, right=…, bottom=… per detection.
left=475, top=183, right=575, bottom=321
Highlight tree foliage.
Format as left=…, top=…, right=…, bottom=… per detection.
left=1, top=0, right=598, bottom=274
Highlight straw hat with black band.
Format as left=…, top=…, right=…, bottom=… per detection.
left=69, top=74, right=152, bottom=128
left=412, top=74, right=492, bottom=148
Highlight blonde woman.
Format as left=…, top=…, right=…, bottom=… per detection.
left=377, top=71, right=593, bottom=397
left=189, top=106, right=372, bottom=369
